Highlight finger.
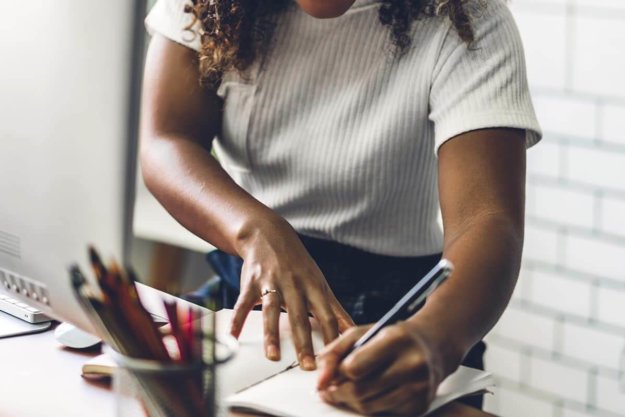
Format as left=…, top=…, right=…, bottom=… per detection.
left=284, top=292, right=315, bottom=371
left=318, top=326, right=366, bottom=358
left=316, top=327, right=367, bottom=390
left=328, top=295, right=355, bottom=333
left=367, top=382, right=430, bottom=416
left=230, top=285, right=259, bottom=339
left=262, top=290, right=282, bottom=361
left=339, top=326, right=407, bottom=381
left=326, top=354, right=431, bottom=403
left=308, top=290, right=339, bottom=345
left=324, top=381, right=429, bottom=416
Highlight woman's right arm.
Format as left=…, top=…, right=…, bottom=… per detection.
left=140, top=35, right=354, bottom=368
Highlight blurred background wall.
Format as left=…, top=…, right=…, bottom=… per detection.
left=484, top=0, right=625, bottom=416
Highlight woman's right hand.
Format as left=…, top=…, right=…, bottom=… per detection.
left=231, top=216, right=355, bottom=370
left=140, top=36, right=353, bottom=369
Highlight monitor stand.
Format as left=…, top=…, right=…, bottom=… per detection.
left=0, top=311, right=52, bottom=339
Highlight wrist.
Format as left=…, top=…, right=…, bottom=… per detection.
left=405, top=317, right=465, bottom=381
left=233, top=210, right=292, bottom=258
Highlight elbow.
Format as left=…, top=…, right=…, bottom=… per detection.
left=138, top=133, right=168, bottom=195
left=444, top=210, right=525, bottom=264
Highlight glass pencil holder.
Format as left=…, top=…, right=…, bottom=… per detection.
left=106, top=335, right=238, bottom=417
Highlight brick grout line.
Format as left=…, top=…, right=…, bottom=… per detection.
left=528, top=175, right=625, bottom=200
left=521, top=347, right=533, bottom=386
left=554, top=402, right=564, bottom=417
left=496, top=376, right=579, bottom=414
left=560, top=143, right=569, bottom=183
left=497, top=373, right=625, bottom=417
left=554, top=315, right=565, bottom=356
left=527, top=216, right=625, bottom=248
left=557, top=227, right=568, bottom=268
left=589, top=367, right=599, bottom=409
left=495, top=378, right=625, bottom=417
left=509, top=297, right=625, bottom=334
left=522, top=259, right=625, bottom=291
left=488, top=332, right=623, bottom=379
left=594, top=190, right=604, bottom=233
left=521, top=267, right=533, bottom=302
left=531, top=86, right=625, bottom=106
left=590, top=281, right=600, bottom=323
left=540, top=131, right=625, bottom=153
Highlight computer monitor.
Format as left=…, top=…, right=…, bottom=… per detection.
left=0, top=0, right=146, bottom=334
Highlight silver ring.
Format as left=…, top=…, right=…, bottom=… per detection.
left=261, top=288, right=279, bottom=298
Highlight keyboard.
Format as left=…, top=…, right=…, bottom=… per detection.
left=0, top=293, right=52, bottom=323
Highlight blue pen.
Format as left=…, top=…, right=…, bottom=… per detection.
left=348, top=259, right=454, bottom=354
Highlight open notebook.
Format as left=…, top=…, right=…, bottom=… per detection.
left=82, top=309, right=493, bottom=416
left=227, top=362, right=493, bottom=417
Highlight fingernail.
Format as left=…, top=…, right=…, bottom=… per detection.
left=302, top=356, right=316, bottom=370
left=267, top=345, right=280, bottom=361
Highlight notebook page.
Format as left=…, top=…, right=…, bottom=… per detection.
left=429, top=367, right=494, bottom=411
left=215, top=309, right=325, bottom=398
left=225, top=365, right=493, bottom=417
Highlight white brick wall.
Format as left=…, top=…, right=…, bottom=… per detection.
left=532, top=95, right=598, bottom=142
left=562, top=408, right=595, bottom=417
left=597, top=287, right=625, bottom=329
left=566, top=147, right=625, bottom=193
left=528, top=270, right=592, bottom=318
left=573, top=16, right=625, bottom=99
left=575, top=0, right=625, bottom=10
left=562, top=322, right=625, bottom=369
left=527, top=140, right=561, bottom=178
left=485, top=1, right=625, bottom=416
left=564, top=234, right=625, bottom=283
left=596, top=376, right=625, bottom=415
left=529, top=183, right=595, bottom=229
left=600, top=196, right=625, bottom=239
left=484, top=344, right=523, bottom=382
left=512, top=8, right=567, bottom=90
left=488, top=386, right=556, bottom=417
left=491, top=305, right=557, bottom=351
left=529, top=356, right=590, bottom=401
left=602, top=104, right=625, bottom=147
left=524, top=224, right=560, bottom=264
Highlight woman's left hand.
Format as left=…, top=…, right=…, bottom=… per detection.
left=316, top=322, right=445, bottom=416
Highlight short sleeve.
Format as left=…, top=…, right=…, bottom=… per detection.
left=429, top=0, right=542, bottom=152
left=145, top=0, right=202, bottom=51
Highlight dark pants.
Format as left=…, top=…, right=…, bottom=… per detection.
left=202, top=233, right=486, bottom=409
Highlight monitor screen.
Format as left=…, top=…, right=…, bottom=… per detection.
left=0, top=0, right=146, bottom=334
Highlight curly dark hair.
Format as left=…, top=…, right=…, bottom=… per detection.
left=185, top=0, right=478, bottom=88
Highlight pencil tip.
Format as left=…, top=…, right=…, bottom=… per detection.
left=88, top=246, right=101, bottom=263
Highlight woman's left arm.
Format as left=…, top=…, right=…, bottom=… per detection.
left=413, top=127, right=526, bottom=376
left=317, top=127, right=526, bottom=415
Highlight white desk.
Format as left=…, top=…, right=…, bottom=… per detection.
left=0, top=284, right=494, bottom=417
left=0, top=284, right=188, bottom=417
left=0, top=325, right=114, bottom=417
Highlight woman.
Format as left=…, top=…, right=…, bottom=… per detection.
left=142, top=0, right=540, bottom=414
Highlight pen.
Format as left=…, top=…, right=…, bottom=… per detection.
left=347, top=258, right=453, bottom=354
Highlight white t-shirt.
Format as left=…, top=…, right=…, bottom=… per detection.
left=145, top=0, right=542, bottom=257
